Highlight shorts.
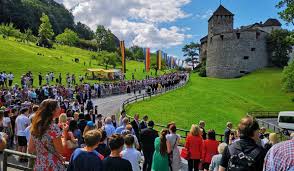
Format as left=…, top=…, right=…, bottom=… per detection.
left=17, top=136, right=27, bottom=146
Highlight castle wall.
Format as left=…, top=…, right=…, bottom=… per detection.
left=206, top=30, right=269, bottom=78
left=208, top=16, right=234, bottom=40
left=200, top=41, right=207, bottom=62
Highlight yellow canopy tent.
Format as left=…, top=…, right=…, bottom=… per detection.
left=87, top=68, right=121, bottom=80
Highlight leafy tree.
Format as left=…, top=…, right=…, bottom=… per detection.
left=182, top=42, right=200, bottom=70
left=0, top=0, right=75, bottom=35
left=95, top=25, right=118, bottom=52
left=75, top=22, right=95, bottom=40
left=0, top=23, right=19, bottom=38
left=267, top=29, right=293, bottom=67
left=130, top=46, right=144, bottom=60
left=76, top=39, right=98, bottom=51
left=277, top=1, right=294, bottom=25
left=97, top=51, right=118, bottom=69
left=37, top=13, right=54, bottom=48
left=282, top=60, right=294, bottom=92
left=56, top=28, right=79, bottom=46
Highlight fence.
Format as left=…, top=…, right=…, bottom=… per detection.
left=247, top=111, right=279, bottom=118
left=2, top=149, right=69, bottom=171
left=256, top=119, right=290, bottom=141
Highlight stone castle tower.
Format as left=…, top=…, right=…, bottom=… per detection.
left=200, top=5, right=281, bottom=78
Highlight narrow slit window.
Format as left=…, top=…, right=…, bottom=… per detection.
left=236, top=33, right=240, bottom=39
left=244, top=56, right=249, bottom=60
left=220, top=35, right=224, bottom=40
left=251, top=48, right=256, bottom=51
left=256, top=32, right=260, bottom=39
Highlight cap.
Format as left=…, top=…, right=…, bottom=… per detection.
left=87, top=121, right=95, bottom=127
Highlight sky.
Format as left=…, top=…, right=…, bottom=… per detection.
left=54, top=0, right=292, bottom=59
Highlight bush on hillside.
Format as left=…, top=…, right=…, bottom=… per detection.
left=199, top=64, right=206, bottom=77
left=77, top=39, right=98, bottom=51
left=56, top=28, right=79, bottom=46
left=282, top=60, right=294, bottom=92
left=0, top=23, right=21, bottom=38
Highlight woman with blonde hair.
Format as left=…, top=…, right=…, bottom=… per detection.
left=185, top=124, right=203, bottom=171
left=264, top=133, right=278, bottom=152
left=209, top=143, right=227, bottom=171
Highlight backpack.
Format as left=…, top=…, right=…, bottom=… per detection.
left=227, top=142, right=260, bottom=171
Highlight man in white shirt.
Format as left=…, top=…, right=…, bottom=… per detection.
left=121, top=134, right=141, bottom=171
left=15, top=107, right=30, bottom=161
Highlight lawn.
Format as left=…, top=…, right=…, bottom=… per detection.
left=126, top=68, right=294, bottom=134
left=0, top=38, right=167, bottom=86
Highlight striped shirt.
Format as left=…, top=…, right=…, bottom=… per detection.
left=263, top=139, right=294, bottom=171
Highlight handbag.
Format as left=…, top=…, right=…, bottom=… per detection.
left=180, top=147, right=190, bottom=160
left=168, top=136, right=178, bottom=171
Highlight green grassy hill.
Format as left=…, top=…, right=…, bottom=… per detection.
left=0, top=38, right=166, bottom=86
left=127, top=68, right=294, bottom=133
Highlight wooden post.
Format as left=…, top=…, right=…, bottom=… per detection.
left=3, top=150, right=8, bottom=171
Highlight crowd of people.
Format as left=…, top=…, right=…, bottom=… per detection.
left=0, top=99, right=293, bottom=171
left=0, top=70, right=293, bottom=171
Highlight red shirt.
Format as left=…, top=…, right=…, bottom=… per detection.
left=201, top=139, right=219, bottom=163
left=185, top=134, right=203, bottom=159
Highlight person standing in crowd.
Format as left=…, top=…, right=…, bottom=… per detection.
left=140, top=115, right=148, bottom=130
left=224, top=122, right=232, bottom=145
left=2, top=110, right=12, bottom=148
left=86, top=99, right=93, bottom=114
left=78, top=114, right=87, bottom=134
left=119, top=110, right=127, bottom=126
left=69, top=120, right=83, bottom=147
left=28, top=99, right=66, bottom=171
left=166, top=124, right=181, bottom=171
left=263, top=138, right=294, bottom=171
left=141, top=120, right=158, bottom=171
left=209, top=143, right=227, bottom=171
left=67, top=129, right=103, bottom=171
left=199, top=120, right=207, bottom=140
left=264, top=133, right=278, bottom=153
left=185, top=124, right=203, bottom=171
left=38, top=73, right=42, bottom=86
left=115, top=118, right=129, bottom=134
left=202, top=130, right=219, bottom=171
left=104, top=117, right=116, bottom=138
left=219, top=116, right=266, bottom=171
left=103, top=134, right=132, bottom=171
left=7, top=72, right=14, bottom=87
left=95, top=130, right=111, bottom=158
left=111, top=115, right=117, bottom=128
left=131, top=114, right=141, bottom=143
left=152, top=129, right=171, bottom=171
left=15, top=107, right=30, bottom=162
left=121, top=134, right=141, bottom=171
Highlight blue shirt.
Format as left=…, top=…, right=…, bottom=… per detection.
left=104, top=124, right=115, bottom=137
left=115, top=125, right=125, bottom=134
left=67, top=148, right=103, bottom=171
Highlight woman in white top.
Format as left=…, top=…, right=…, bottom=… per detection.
left=166, top=124, right=181, bottom=171
left=2, top=110, right=12, bottom=148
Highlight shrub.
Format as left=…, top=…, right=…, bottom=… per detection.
left=282, top=60, right=294, bottom=92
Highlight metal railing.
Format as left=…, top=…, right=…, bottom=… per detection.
left=256, top=119, right=290, bottom=141
left=247, top=111, right=279, bottom=118
left=2, top=149, right=69, bottom=171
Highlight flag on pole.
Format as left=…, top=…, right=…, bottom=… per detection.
left=156, top=50, right=162, bottom=70
left=120, top=41, right=126, bottom=73
left=144, top=48, right=151, bottom=72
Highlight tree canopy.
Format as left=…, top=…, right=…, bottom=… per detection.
left=56, top=29, right=79, bottom=46
left=182, top=42, right=200, bottom=70
left=267, top=29, right=293, bottom=67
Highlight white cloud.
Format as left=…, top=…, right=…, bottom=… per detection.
left=54, top=0, right=192, bottom=49
left=194, top=9, right=213, bottom=20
